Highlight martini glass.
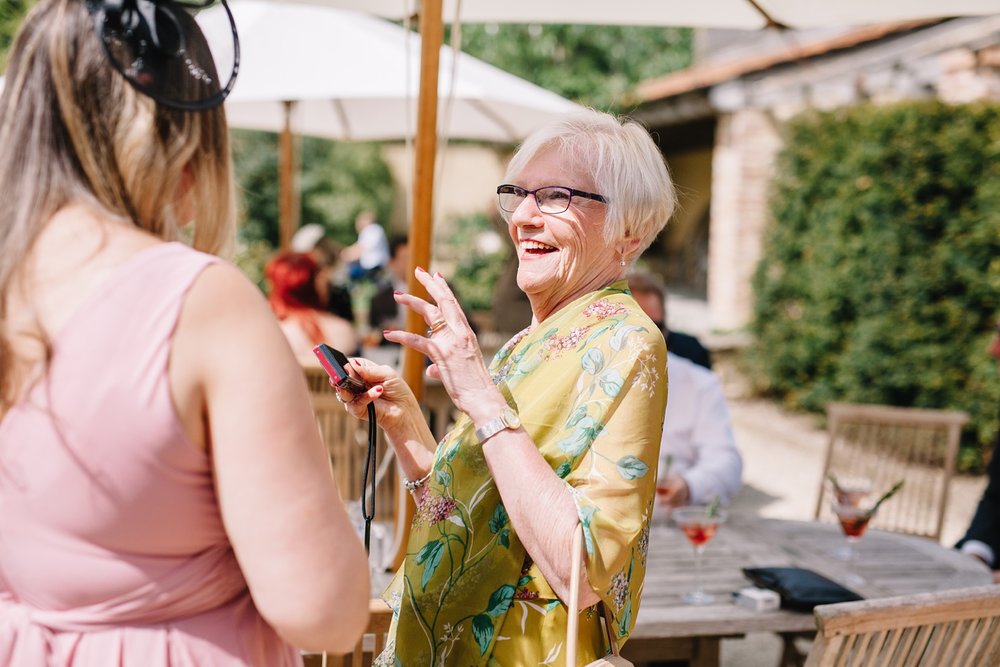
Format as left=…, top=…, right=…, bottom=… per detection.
left=673, top=506, right=727, bottom=605
left=829, top=477, right=872, bottom=559
left=832, top=502, right=874, bottom=587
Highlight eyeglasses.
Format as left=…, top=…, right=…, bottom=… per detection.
left=496, top=184, right=607, bottom=215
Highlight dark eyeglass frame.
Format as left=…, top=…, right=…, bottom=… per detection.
left=496, top=184, right=608, bottom=214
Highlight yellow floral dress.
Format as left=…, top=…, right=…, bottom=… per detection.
left=375, top=281, right=667, bottom=666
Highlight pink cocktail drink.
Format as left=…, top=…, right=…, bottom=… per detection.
left=673, top=506, right=727, bottom=605
left=680, top=522, right=720, bottom=547
left=831, top=503, right=875, bottom=587
left=837, top=513, right=872, bottom=539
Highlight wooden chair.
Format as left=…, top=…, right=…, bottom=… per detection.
left=302, top=598, right=394, bottom=667
left=303, top=366, right=398, bottom=535
left=803, top=584, right=1000, bottom=666
left=814, top=402, right=970, bottom=542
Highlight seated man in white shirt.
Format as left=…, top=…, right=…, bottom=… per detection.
left=628, top=271, right=743, bottom=507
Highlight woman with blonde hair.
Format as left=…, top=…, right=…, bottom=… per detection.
left=0, top=1, right=369, bottom=665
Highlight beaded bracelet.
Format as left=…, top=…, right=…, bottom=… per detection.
left=404, top=471, right=432, bottom=494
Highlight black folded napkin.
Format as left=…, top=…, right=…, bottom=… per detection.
left=742, top=566, right=863, bottom=612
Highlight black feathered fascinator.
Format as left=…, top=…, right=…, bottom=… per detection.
left=84, top=0, right=239, bottom=111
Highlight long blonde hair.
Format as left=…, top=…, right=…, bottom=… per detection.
left=0, top=0, right=236, bottom=409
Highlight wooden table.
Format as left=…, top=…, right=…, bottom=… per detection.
left=624, top=516, right=992, bottom=666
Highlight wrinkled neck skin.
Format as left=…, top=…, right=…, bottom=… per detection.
left=526, top=262, right=625, bottom=326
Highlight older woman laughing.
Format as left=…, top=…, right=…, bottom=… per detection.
left=338, top=109, right=675, bottom=666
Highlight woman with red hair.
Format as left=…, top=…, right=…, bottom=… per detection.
left=266, top=252, right=358, bottom=361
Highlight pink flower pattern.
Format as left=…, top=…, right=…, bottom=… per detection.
left=542, top=299, right=627, bottom=359
left=414, top=492, right=457, bottom=526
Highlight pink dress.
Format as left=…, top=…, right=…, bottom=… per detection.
left=0, top=243, right=301, bottom=666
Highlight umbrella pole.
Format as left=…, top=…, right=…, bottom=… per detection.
left=391, top=0, right=443, bottom=570
left=279, top=100, right=297, bottom=249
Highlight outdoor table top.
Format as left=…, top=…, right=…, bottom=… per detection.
left=631, top=515, right=993, bottom=641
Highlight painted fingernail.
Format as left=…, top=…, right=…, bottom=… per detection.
left=435, top=271, right=443, bottom=278
left=383, top=330, right=392, bottom=336
left=393, top=290, right=403, bottom=295
left=375, top=386, right=384, bottom=394
left=416, top=266, right=426, bottom=273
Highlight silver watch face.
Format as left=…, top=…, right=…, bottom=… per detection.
left=501, top=406, right=521, bottom=429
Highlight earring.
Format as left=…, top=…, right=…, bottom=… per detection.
left=619, top=257, right=626, bottom=267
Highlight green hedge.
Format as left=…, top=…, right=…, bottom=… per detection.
left=749, top=102, right=1000, bottom=471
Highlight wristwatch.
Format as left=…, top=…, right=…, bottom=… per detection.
left=474, top=406, right=521, bottom=444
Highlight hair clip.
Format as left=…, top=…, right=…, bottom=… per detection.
left=85, top=0, right=239, bottom=111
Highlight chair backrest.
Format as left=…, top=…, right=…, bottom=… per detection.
left=303, top=366, right=397, bottom=523
left=302, top=599, right=395, bottom=667
left=814, top=402, right=969, bottom=541
left=804, top=585, right=1000, bottom=667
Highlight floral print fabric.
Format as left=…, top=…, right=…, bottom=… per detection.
left=376, top=282, right=667, bottom=666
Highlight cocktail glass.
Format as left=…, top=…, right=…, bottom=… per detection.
left=831, top=476, right=872, bottom=508
left=828, top=477, right=872, bottom=559
left=672, top=506, right=727, bottom=605
left=832, top=502, right=873, bottom=587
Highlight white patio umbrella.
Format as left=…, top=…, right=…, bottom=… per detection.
left=303, top=0, right=1000, bottom=29
left=198, top=1, right=579, bottom=143
left=197, top=0, right=581, bottom=261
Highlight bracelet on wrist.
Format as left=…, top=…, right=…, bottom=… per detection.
left=404, top=470, right=432, bottom=494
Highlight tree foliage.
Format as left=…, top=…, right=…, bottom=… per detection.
left=0, top=0, right=34, bottom=70
left=451, top=23, right=692, bottom=112
left=749, top=102, right=1000, bottom=470
left=231, top=130, right=396, bottom=249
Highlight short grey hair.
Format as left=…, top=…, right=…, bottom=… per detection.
left=501, top=109, right=676, bottom=260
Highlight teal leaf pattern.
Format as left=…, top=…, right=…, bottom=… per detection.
left=489, top=503, right=508, bottom=534
left=485, top=584, right=516, bottom=617
left=616, top=455, right=649, bottom=480
left=582, top=348, right=604, bottom=374
left=599, top=369, right=624, bottom=397
left=566, top=405, right=588, bottom=427
left=557, top=416, right=598, bottom=456
left=555, top=462, right=572, bottom=478
left=610, top=324, right=644, bottom=351
left=472, top=614, right=494, bottom=655
left=435, top=468, right=451, bottom=486
left=618, top=602, right=632, bottom=638
left=415, top=539, right=444, bottom=591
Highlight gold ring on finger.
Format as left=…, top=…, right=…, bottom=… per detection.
left=426, top=319, right=447, bottom=336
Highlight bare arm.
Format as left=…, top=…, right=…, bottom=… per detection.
left=173, top=264, right=370, bottom=652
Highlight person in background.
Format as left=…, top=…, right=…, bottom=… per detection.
left=627, top=272, right=712, bottom=370
left=956, top=319, right=1000, bottom=582
left=629, top=271, right=743, bottom=507
left=0, top=2, right=369, bottom=664
left=337, top=109, right=674, bottom=665
left=266, top=251, right=359, bottom=360
left=342, top=209, right=390, bottom=282
left=368, top=234, right=411, bottom=336
left=290, top=223, right=356, bottom=323
left=368, top=236, right=479, bottom=352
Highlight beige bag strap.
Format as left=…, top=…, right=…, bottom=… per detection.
left=566, top=527, right=622, bottom=665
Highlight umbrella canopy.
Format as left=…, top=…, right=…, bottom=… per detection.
left=196, top=0, right=582, bottom=142
left=301, top=0, right=1000, bottom=29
